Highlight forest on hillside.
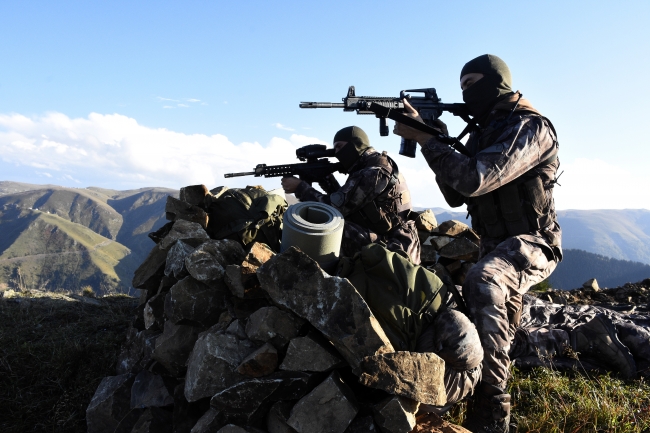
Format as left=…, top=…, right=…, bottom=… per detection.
left=549, top=249, right=650, bottom=290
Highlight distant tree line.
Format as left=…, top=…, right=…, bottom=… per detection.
left=548, top=249, right=650, bottom=290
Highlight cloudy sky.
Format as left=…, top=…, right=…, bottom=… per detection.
left=0, top=1, right=648, bottom=210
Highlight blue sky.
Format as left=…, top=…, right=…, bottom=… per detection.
left=0, top=1, right=648, bottom=209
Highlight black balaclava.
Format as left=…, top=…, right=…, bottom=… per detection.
left=333, top=126, right=371, bottom=172
left=460, top=54, right=513, bottom=121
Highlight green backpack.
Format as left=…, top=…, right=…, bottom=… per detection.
left=338, top=243, right=448, bottom=351
left=205, top=186, right=287, bottom=252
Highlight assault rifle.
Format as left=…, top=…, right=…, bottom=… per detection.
left=300, top=86, right=472, bottom=157
left=224, top=144, right=343, bottom=184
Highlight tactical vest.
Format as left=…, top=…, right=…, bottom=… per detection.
left=345, top=152, right=412, bottom=235
left=337, top=243, right=448, bottom=351
left=466, top=114, right=559, bottom=239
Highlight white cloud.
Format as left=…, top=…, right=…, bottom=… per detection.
left=0, top=112, right=644, bottom=210
left=163, top=105, right=174, bottom=109
left=157, top=96, right=178, bottom=102
left=177, top=104, right=189, bottom=108
left=274, top=123, right=295, bottom=131
left=0, top=112, right=326, bottom=191
left=186, top=98, right=201, bottom=103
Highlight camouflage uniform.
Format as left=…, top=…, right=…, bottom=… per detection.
left=511, top=295, right=650, bottom=376
left=295, top=148, right=421, bottom=264
left=421, top=95, right=562, bottom=389
left=416, top=309, right=483, bottom=409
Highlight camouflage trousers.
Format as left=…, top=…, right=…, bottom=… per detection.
left=512, top=295, right=650, bottom=376
left=341, top=219, right=421, bottom=264
left=416, top=309, right=484, bottom=409
left=463, top=235, right=559, bottom=389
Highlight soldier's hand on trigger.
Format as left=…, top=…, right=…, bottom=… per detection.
left=393, top=99, right=448, bottom=145
left=281, top=177, right=302, bottom=194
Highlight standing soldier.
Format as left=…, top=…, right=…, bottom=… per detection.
left=394, top=54, right=562, bottom=432
left=281, top=126, right=421, bottom=264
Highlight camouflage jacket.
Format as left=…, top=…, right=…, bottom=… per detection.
left=294, top=148, right=412, bottom=223
left=420, top=95, right=562, bottom=257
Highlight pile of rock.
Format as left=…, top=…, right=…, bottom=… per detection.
left=86, top=191, right=465, bottom=433
left=532, top=278, right=650, bottom=315
left=413, top=210, right=479, bottom=286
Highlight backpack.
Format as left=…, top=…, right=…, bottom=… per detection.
left=337, top=243, right=448, bottom=351
left=205, top=186, right=287, bottom=251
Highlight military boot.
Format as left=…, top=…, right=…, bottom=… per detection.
left=462, top=382, right=512, bottom=433
left=571, top=313, right=637, bottom=379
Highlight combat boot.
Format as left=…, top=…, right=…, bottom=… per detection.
left=462, top=382, right=513, bottom=433
left=571, top=313, right=637, bottom=379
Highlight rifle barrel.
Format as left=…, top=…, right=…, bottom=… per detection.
left=299, top=102, right=345, bottom=108
left=224, top=171, right=256, bottom=178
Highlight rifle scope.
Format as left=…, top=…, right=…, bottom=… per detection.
left=296, top=144, right=335, bottom=161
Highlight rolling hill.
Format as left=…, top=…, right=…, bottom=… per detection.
left=0, top=182, right=176, bottom=294
left=3, top=180, right=650, bottom=294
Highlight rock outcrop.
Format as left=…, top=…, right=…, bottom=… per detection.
left=89, top=192, right=458, bottom=433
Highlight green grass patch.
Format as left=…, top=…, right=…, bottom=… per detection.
left=0, top=293, right=136, bottom=432
left=445, top=367, right=650, bottom=432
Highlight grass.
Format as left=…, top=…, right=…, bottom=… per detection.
left=0, top=292, right=137, bottom=433
left=445, top=366, right=650, bottom=432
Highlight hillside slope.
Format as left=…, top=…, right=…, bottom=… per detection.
left=0, top=208, right=134, bottom=293
left=549, top=248, right=650, bottom=290
left=0, top=183, right=176, bottom=294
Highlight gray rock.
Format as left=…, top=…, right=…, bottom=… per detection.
left=237, top=343, right=278, bottom=377
left=245, top=306, right=303, bottom=347
left=358, top=351, right=446, bottom=406
left=184, top=328, right=257, bottom=402
left=210, top=376, right=284, bottom=425
left=166, top=196, right=209, bottom=229
left=226, top=319, right=248, bottom=339
left=428, top=236, right=454, bottom=251
left=164, top=276, right=229, bottom=327
left=86, top=374, right=134, bottom=433
left=267, top=401, right=297, bottom=433
left=180, top=184, right=210, bottom=206
left=159, top=220, right=211, bottom=251
left=373, top=396, right=419, bottom=433
left=165, top=240, right=196, bottom=279
left=133, top=244, right=169, bottom=290
left=172, top=379, right=207, bottom=433
left=116, top=328, right=161, bottom=375
left=131, top=370, right=175, bottom=409
left=287, top=371, right=358, bottom=433
left=190, top=408, right=222, bottom=433
left=414, top=209, right=437, bottom=232
left=420, top=245, right=437, bottom=263
left=217, top=426, right=254, bottom=433
left=345, top=415, right=377, bottom=433
left=257, top=248, right=394, bottom=369
left=144, top=294, right=165, bottom=331
left=438, top=237, right=479, bottom=261
left=583, top=278, right=600, bottom=291
left=152, top=321, right=202, bottom=377
left=186, top=240, right=247, bottom=283
left=225, top=265, right=246, bottom=298
left=280, top=333, right=344, bottom=372
left=130, top=407, right=174, bottom=433
left=432, top=220, right=470, bottom=237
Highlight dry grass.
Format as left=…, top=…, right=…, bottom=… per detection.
left=0, top=292, right=136, bottom=432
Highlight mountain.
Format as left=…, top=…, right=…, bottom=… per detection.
left=548, top=249, right=650, bottom=290
left=422, top=207, right=650, bottom=265
left=0, top=182, right=176, bottom=294
left=3, top=180, right=650, bottom=294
